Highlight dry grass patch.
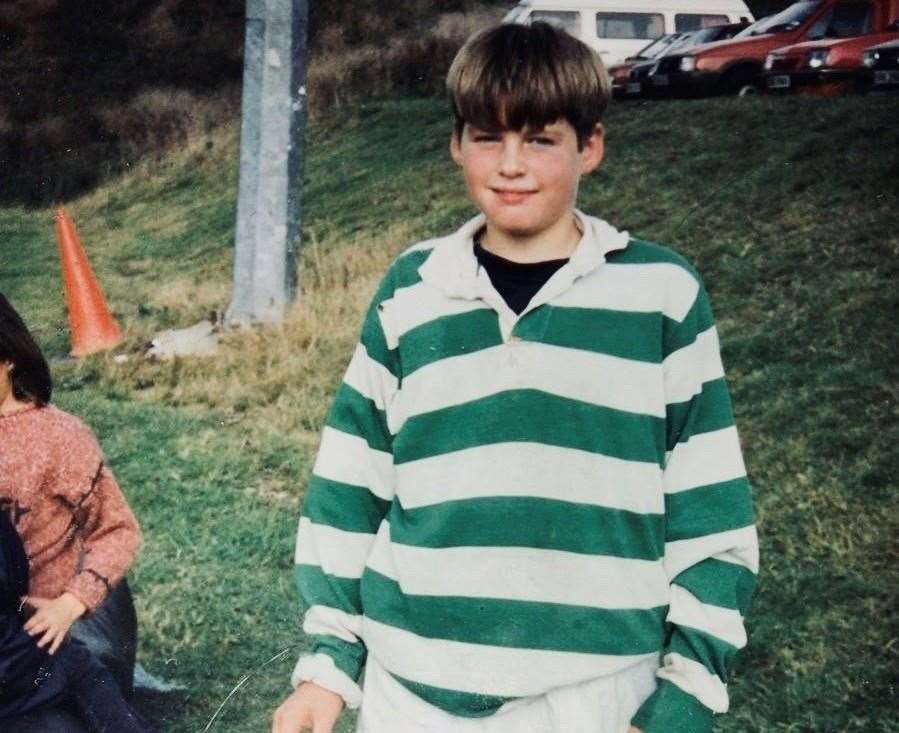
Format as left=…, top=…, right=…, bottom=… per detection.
left=98, top=85, right=241, bottom=164
left=94, top=221, right=416, bottom=439
left=149, top=277, right=231, bottom=321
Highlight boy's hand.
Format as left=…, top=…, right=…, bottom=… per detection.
left=628, top=727, right=644, bottom=733
left=272, top=682, right=344, bottom=733
left=22, top=592, right=87, bottom=654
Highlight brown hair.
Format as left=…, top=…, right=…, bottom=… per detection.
left=447, top=22, right=611, bottom=149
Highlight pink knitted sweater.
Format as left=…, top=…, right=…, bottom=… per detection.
left=0, top=404, right=141, bottom=612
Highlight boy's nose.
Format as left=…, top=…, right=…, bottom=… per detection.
left=498, top=139, right=526, bottom=177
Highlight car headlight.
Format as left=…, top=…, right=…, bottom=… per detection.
left=764, top=54, right=777, bottom=71
left=862, top=50, right=878, bottom=68
left=807, top=49, right=830, bottom=69
left=679, top=56, right=697, bottom=72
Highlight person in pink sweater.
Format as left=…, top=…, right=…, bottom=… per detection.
left=0, top=292, right=151, bottom=731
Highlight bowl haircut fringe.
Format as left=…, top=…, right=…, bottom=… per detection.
left=447, top=21, right=611, bottom=149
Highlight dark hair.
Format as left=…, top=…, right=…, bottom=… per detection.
left=447, top=22, right=611, bottom=149
left=0, top=293, right=52, bottom=406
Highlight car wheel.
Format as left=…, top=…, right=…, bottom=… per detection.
left=719, top=66, right=758, bottom=96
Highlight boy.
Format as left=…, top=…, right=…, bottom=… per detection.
left=273, top=21, right=757, bottom=733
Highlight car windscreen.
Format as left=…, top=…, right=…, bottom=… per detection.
left=735, top=0, right=821, bottom=36
left=596, top=12, right=665, bottom=40
left=807, top=2, right=873, bottom=39
left=664, top=32, right=699, bottom=54
left=633, top=33, right=688, bottom=59
left=631, top=35, right=676, bottom=58
left=687, top=25, right=740, bottom=44
left=633, top=37, right=664, bottom=57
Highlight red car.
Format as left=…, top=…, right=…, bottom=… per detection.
left=648, top=0, right=899, bottom=96
left=861, top=37, right=899, bottom=89
left=763, top=7, right=899, bottom=93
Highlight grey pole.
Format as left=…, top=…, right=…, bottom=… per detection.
left=227, top=0, right=309, bottom=325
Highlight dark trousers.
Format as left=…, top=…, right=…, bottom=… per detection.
left=57, top=638, right=155, bottom=733
left=9, top=639, right=154, bottom=733
left=4, top=582, right=153, bottom=732
left=71, top=579, right=138, bottom=697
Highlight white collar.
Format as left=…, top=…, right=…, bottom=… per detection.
left=418, top=210, right=630, bottom=301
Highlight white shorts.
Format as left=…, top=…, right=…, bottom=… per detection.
left=357, top=655, right=659, bottom=733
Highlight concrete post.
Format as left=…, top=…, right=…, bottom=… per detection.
left=227, top=0, right=309, bottom=325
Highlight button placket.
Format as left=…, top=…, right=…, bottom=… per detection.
left=506, top=332, right=522, bottom=365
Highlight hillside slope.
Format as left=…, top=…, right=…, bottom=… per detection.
left=2, top=0, right=798, bottom=205
left=1, top=94, right=897, bottom=731
left=0, top=0, right=505, bottom=204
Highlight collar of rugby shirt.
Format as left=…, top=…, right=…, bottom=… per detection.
left=418, top=210, right=631, bottom=313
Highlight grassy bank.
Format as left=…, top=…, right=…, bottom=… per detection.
left=1, top=93, right=897, bottom=731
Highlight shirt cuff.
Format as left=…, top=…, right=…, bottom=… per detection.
left=632, top=678, right=714, bottom=733
left=64, top=571, right=109, bottom=614
left=291, top=653, right=363, bottom=709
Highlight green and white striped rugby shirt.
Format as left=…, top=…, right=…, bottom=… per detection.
left=291, top=211, right=758, bottom=733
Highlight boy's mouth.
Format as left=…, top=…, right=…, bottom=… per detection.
left=492, top=189, right=536, bottom=204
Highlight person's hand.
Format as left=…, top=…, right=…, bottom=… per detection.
left=627, top=727, right=644, bottom=733
left=272, top=681, right=344, bottom=733
left=22, top=592, right=87, bottom=654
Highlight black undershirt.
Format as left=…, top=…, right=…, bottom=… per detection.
left=474, top=241, right=569, bottom=315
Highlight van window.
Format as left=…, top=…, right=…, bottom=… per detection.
left=807, top=2, right=872, bottom=39
left=675, top=14, right=729, bottom=32
left=531, top=10, right=582, bottom=37
left=595, top=12, right=664, bottom=40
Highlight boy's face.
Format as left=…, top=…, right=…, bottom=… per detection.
left=450, top=119, right=604, bottom=243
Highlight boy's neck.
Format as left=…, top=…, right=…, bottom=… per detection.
left=478, top=213, right=582, bottom=264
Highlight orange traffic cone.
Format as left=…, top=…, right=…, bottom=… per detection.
left=55, top=208, right=123, bottom=357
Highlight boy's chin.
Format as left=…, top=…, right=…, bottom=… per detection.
left=485, top=218, right=551, bottom=241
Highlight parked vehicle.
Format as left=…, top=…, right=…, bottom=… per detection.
left=762, top=7, right=899, bottom=93
left=647, top=0, right=899, bottom=96
left=861, top=37, right=899, bottom=89
left=503, top=0, right=754, bottom=65
left=636, top=21, right=751, bottom=96
left=621, top=32, right=695, bottom=96
left=608, top=33, right=687, bottom=97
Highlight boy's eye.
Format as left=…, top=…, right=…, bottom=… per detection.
left=528, top=136, right=555, bottom=146
left=472, top=133, right=501, bottom=143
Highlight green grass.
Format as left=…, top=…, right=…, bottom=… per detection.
left=1, top=93, right=898, bottom=731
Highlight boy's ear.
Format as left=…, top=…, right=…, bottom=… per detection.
left=450, top=129, right=464, bottom=166
left=579, top=124, right=605, bottom=175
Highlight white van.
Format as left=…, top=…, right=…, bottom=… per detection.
left=503, top=0, right=755, bottom=65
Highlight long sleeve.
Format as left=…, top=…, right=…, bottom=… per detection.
left=291, top=286, right=399, bottom=708
left=632, top=279, right=758, bottom=733
left=55, top=426, right=142, bottom=613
